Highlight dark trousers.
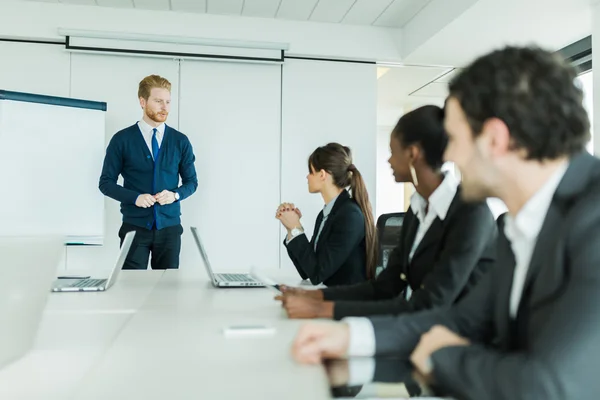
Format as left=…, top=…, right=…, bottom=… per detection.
left=118, top=223, right=183, bottom=270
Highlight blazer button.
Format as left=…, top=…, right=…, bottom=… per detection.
left=420, top=284, right=425, bottom=289
left=400, top=273, right=407, bottom=281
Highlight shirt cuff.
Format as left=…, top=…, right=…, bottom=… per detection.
left=347, top=357, right=376, bottom=386
left=343, top=317, right=376, bottom=357
left=285, top=232, right=304, bottom=245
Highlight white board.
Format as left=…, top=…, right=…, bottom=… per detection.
left=0, top=92, right=106, bottom=243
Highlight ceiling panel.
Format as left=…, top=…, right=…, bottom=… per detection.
left=171, top=0, right=206, bottom=13
left=23, top=0, right=433, bottom=27
left=276, top=0, right=319, bottom=21
left=309, top=0, right=356, bottom=23
left=97, top=0, right=134, bottom=8
left=133, top=0, right=170, bottom=11
left=378, top=65, right=451, bottom=110
left=207, top=0, right=244, bottom=15
left=242, top=0, right=282, bottom=18
left=342, top=0, right=394, bottom=25
left=373, top=0, right=432, bottom=28
left=410, top=82, right=449, bottom=98
left=58, top=0, right=97, bottom=5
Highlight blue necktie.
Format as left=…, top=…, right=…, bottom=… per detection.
left=151, top=128, right=160, bottom=161
left=151, top=128, right=160, bottom=228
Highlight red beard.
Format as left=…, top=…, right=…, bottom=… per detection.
left=146, top=108, right=168, bottom=123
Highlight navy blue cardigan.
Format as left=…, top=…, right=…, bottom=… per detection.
left=99, top=123, right=198, bottom=230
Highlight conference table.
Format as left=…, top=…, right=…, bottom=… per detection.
left=0, top=268, right=331, bottom=399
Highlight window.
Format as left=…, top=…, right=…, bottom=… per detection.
left=577, top=71, right=594, bottom=154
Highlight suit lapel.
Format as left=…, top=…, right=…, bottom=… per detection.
left=495, top=226, right=517, bottom=350
left=314, top=190, right=350, bottom=249
left=518, top=153, right=598, bottom=314
left=310, top=212, right=324, bottom=247
left=156, top=125, right=169, bottom=164
left=518, top=203, right=562, bottom=310
left=402, top=212, right=419, bottom=268
left=133, top=122, right=154, bottom=161
left=410, top=191, right=460, bottom=261
left=409, top=218, right=441, bottom=261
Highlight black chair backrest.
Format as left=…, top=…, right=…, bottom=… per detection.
left=496, top=212, right=507, bottom=230
left=375, top=212, right=405, bottom=276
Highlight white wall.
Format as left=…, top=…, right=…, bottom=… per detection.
left=375, top=125, right=404, bottom=217
left=400, top=0, right=480, bottom=61
left=178, top=60, right=282, bottom=271
left=593, top=3, right=600, bottom=156
left=0, top=41, right=70, bottom=97
left=0, top=0, right=401, bottom=62
left=280, top=58, right=377, bottom=270
left=576, top=71, right=594, bottom=154
left=403, top=0, right=592, bottom=66
left=0, top=39, right=379, bottom=271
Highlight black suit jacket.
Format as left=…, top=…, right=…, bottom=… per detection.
left=322, top=186, right=497, bottom=319
left=285, top=189, right=367, bottom=287
left=325, top=358, right=422, bottom=397
left=369, top=152, right=600, bottom=400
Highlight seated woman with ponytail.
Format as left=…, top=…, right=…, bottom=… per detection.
left=275, top=143, right=377, bottom=287
left=276, top=105, right=497, bottom=320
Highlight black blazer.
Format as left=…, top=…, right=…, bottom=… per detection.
left=322, top=186, right=497, bottom=319
left=369, top=152, right=600, bottom=400
left=284, top=189, right=367, bottom=287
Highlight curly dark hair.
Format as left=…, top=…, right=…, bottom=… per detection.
left=449, top=46, right=590, bottom=161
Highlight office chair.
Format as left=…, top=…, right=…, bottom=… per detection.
left=375, top=212, right=405, bottom=276
left=496, top=211, right=507, bottom=231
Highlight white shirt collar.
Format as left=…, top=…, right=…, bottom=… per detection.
left=504, top=162, right=569, bottom=242
left=138, top=119, right=166, bottom=137
left=410, top=173, right=459, bottom=222
left=323, top=192, right=341, bottom=218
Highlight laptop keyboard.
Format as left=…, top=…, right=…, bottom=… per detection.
left=216, top=273, right=252, bottom=282
left=72, top=279, right=107, bottom=288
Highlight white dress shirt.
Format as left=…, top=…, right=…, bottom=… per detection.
left=404, top=174, right=458, bottom=299
left=408, top=173, right=458, bottom=262
left=346, top=174, right=458, bottom=383
left=504, top=162, right=568, bottom=318
left=137, top=119, right=165, bottom=159
left=345, top=162, right=568, bottom=384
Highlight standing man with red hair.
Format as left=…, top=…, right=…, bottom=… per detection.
left=99, top=74, right=197, bottom=270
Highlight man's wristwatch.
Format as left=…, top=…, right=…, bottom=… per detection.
left=174, top=192, right=180, bottom=201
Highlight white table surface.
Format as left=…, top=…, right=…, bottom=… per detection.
left=0, top=269, right=330, bottom=400
left=46, top=270, right=165, bottom=312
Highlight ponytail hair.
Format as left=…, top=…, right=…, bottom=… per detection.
left=347, top=164, right=378, bottom=279
left=308, top=143, right=378, bottom=279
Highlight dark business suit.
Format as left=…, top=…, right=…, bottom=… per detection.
left=285, top=189, right=367, bottom=287
left=322, top=186, right=497, bottom=319
left=369, top=152, right=600, bottom=400
left=326, top=358, right=422, bottom=396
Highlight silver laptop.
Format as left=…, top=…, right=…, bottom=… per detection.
left=0, top=236, right=64, bottom=369
left=51, top=231, right=135, bottom=292
left=190, top=226, right=263, bottom=287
